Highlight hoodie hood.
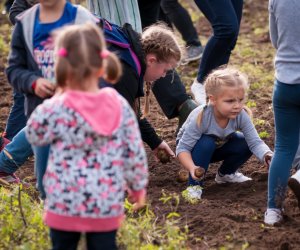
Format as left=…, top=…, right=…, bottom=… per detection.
left=63, top=88, right=122, bottom=136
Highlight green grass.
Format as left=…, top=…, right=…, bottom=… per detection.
left=0, top=187, right=191, bottom=249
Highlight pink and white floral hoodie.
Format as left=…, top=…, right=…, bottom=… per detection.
left=26, top=88, right=148, bottom=232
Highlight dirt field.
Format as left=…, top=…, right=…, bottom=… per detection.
left=1, top=1, right=300, bottom=249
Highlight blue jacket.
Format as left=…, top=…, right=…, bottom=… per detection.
left=6, top=4, right=97, bottom=118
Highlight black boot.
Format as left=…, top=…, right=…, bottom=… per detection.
left=176, top=98, right=198, bottom=134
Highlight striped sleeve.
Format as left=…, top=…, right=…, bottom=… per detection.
left=87, top=0, right=142, bottom=33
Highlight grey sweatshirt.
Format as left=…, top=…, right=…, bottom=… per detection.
left=176, top=105, right=271, bottom=162
left=269, top=0, right=300, bottom=84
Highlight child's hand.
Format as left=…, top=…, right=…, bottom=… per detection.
left=263, top=152, right=273, bottom=168
left=127, top=190, right=146, bottom=211
left=132, top=195, right=146, bottom=211
left=190, top=165, right=205, bottom=181
left=34, top=78, right=55, bottom=98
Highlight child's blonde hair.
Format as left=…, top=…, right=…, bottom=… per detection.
left=197, top=67, right=252, bottom=126
left=204, top=67, right=249, bottom=96
left=141, top=22, right=182, bottom=63
left=54, top=23, right=122, bottom=87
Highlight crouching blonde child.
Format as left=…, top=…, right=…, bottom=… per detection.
left=26, top=23, right=148, bottom=250
left=176, top=67, right=272, bottom=201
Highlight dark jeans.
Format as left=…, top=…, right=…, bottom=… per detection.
left=152, top=70, right=189, bottom=119
left=194, top=0, right=243, bottom=82
left=189, top=133, right=252, bottom=186
left=138, top=0, right=161, bottom=28
left=5, top=90, right=27, bottom=140
left=268, top=80, right=300, bottom=208
left=161, top=0, right=201, bottom=47
left=50, top=228, right=117, bottom=250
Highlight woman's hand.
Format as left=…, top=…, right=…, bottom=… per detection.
left=153, top=141, right=175, bottom=161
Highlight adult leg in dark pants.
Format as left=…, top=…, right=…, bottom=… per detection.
left=191, top=0, right=243, bottom=104
left=194, top=0, right=243, bottom=83
left=160, top=0, right=203, bottom=64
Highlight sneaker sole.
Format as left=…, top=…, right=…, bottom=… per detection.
left=215, top=178, right=252, bottom=184
left=181, top=54, right=203, bottom=66
left=288, top=178, right=300, bottom=209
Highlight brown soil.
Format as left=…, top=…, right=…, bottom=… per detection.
left=1, top=1, right=300, bottom=249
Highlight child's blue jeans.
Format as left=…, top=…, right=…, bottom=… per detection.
left=0, top=127, right=33, bottom=173
left=0, top=127, right=49, bottom=199
left=268, top=80, right=300, bottom=209
left=189, top=132, right=252, bottom=186
left=4, top=91, right=27, bottom=141
left=32, top=144, right=50, bottom=200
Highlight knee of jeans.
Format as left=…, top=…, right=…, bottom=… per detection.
left=214, top=23, right=239, bottom=40
left=238, top=140, right=252, bottom=157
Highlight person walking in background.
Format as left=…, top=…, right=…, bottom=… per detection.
left=176, top=67, right=272, bottom=201
left=26, top=23, right=148, bottom=250
left=191, top=0, right=243, bottom=105
left=160, top=0, right=204, bottom=65
left=264, top=0, right=300, bottom=226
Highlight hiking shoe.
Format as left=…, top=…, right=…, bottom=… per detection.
left=191, top=78, right=206, bottom=105
left=288, top=169, right=300, bottom=209
left=264, top=208, right=283, bottom=225
left=0, top=171, right=21, bottom=186
left=215, top=171, right=252, bottom=184
left=0, top=135, right=10, bottom=152
left=181, top=45, right=204, bottom=65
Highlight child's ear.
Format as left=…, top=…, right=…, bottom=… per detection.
left=208, top=95, right=215, bottom=105
left=145, top=54, right=158, bottom=66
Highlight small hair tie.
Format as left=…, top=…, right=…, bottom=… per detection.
left=100, top=50, right=110, bottom=59
left=58, top=48, right=68, bottom=57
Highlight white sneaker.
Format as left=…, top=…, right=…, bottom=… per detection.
left=191, top=78, right=206, bottom=105
left=186, top=186, right=202, bottom=200
left=215, top=171, right=252, bottom=184
left=288, top=169, right=300, bottom=208
left=264, top=208, right=283, bottom=225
